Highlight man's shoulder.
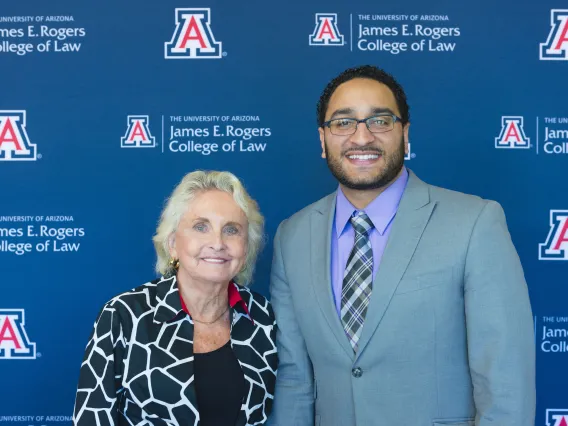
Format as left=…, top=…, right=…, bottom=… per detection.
left=429, top=183, right=485, bottom=205
left=278, top=192, right=335, bottom=232
left=423, top=179, right=500, bottom=220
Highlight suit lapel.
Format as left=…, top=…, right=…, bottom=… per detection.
left=310, top=194, right=355, bottom=360
left=355, top=171, right=436, bottom=360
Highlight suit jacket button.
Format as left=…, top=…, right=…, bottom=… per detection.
left=352, top=367, right=363, bottom=378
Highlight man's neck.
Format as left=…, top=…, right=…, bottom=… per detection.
left=340, top=168, right=404, bottom=210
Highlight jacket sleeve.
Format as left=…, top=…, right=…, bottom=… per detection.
left=73, top=303, right=126, bottom=426
left=267, top=221, right=315, bottom=426
left=464, top=201, right=536, bottom=426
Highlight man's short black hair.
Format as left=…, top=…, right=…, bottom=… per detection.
left=316, top=65, right=410, bottom=127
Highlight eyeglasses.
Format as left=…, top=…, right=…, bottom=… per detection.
left=323, top=114, right=402, bottom=136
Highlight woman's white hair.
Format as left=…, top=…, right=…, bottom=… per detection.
left=153, top=170, right=265, bottom=286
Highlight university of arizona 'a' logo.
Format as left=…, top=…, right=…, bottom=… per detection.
left=121, top=116, right=156, bottom=148
left=165, top=8, right=222, bottom=59
left=540, top=10, right=568, bottom=60
left=495, top=116, right=530, bottom=149
left=547, top=409, right=568, bottom=426
left=0, top=111, right=37, bottom=161
left=309, top=13, right=344, bottom=46
left=0, top=309, right=36, bottom=359
left=539, top=210, right=568, bottom=260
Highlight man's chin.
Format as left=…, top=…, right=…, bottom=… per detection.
left=338, top=165, right=404, bottom=190
left=342, top=183, right=381, bottom=191
left=338, top=176, right=384, bottom=190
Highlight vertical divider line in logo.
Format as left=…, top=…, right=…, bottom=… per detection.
left=350, top=14, right=353, bottom=52
left=536, top=117, right=539, bottom=154
left=161, top=115, right=164, bottom=153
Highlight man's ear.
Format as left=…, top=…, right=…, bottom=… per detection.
left=403, top=122, right=410, bottom=156
left=319, top=127, right=326, bottom=159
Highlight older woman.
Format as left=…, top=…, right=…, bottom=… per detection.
left=72, top=171, right=277, bottom=426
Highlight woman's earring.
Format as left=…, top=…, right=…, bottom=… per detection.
left=169, top=258, right=180, bottom=270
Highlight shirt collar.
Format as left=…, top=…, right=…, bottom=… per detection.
left=335, top=166, right=409, bottom=236
left=153, top=276, right=252, bottom=324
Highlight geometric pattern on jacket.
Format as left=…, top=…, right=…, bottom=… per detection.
left=72, top=276, right=278, bottom=426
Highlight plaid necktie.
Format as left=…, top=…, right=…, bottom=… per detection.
left=341, top=211, right=374, bottom=351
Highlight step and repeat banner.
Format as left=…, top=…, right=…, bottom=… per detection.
left=1, top=0, right=567, bottom=424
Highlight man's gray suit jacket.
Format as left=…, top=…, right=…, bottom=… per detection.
left=268, top=170, right=536, bottom=426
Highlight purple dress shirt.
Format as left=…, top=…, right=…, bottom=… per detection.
left=331, top=167, right=409, bottom=316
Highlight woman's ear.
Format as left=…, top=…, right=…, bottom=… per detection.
left=168, top=234, right=177, bottom=258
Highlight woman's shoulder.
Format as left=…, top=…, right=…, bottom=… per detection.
left=102, top=276, right=171, bottom=311
left=233, top=283, right=274, bottom=323
left=234, top=282, right=269, bottom=304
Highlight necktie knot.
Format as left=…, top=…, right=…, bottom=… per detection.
left=350, top=212, right=374, bottom=235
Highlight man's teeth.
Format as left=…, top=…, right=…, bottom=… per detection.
left=348, top=154, right=379, bottom=160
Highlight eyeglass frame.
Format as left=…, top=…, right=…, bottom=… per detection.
left=322, top=113, right=403, bottom=135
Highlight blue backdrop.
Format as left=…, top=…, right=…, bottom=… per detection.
left=1, top=0, right=567, bottom=425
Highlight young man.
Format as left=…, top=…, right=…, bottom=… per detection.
left=268, top=65, right=535, bottom=426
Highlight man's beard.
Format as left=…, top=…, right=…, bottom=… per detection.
left=324, top=137, right=405, bottom=190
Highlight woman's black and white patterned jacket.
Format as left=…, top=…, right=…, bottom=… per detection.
left=72, top=275, right=278, bottom=426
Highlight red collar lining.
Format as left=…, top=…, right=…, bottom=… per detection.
left=179, top=282, right=250, bottom=317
